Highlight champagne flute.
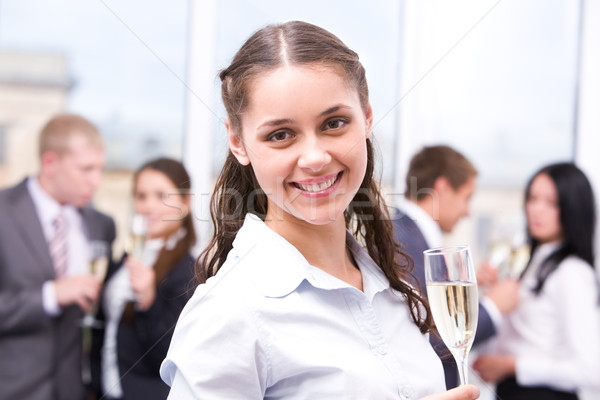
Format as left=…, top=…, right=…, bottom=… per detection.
left=81, top=240, right=109, bottom=327
left=424, top=245, right=479, bottom=385
left=130, top=213, right=147, bottom=259
left=80, top=240, right=109, bottom=384
left=508, top=231, right=530, bottom=280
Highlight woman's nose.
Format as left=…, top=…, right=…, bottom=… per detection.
left=297, top=137, right=332, bottom=172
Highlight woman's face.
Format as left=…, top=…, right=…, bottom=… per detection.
left=228, top=65, right=372, bottom=228
left=526, top=173, right=563, bottom=243
left=134, top=169, right=189, bottom=240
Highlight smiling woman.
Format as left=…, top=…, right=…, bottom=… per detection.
left=159, top=20, right=480, bottom=400
left=227, top=65, right=371, bottom=226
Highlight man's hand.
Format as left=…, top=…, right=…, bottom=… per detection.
left=420, top=384, right=480, bottom=400
left=54, top=275, right=101, bottom=312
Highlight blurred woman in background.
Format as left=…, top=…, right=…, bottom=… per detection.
left=473, top=162, right=600, bottom=400
left=91, top=157, right=196, bottom=400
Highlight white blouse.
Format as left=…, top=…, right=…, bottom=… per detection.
left=160, top=213, right=445, bottom=399
left=490, top=242, right=600, bottom=392
left=102, top=228, right=186, bottom=397
left=101, top=236, right=162, bottom=397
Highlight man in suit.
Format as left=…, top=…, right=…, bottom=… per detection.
left=0, top=114, right=116, bottom=400
left=392, top=145, right=519, bottom=389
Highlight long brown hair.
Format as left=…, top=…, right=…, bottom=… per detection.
left=199, top=21, right=432, bottom=333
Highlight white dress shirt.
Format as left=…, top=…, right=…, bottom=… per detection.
left=160, top=213, right=445, bottom=400
left=27, top=177, right=90, bottom=315
left=489, top=242, right=600, bottom=392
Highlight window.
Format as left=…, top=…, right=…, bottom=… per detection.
left=0, top=0, right=189, bottom=170
left=396, top=0, right=580, bottom=189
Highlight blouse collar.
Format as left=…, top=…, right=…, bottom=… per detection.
left=231, top=213, right=390, bottom=300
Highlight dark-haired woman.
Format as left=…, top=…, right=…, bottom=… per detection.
left=474, top=162, right=600, bottom=400
left=91, top=157, right=196, bottom=400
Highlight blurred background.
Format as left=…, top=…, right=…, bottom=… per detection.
left=0, top=1, right=599, bottom=397
left=4, top=0, right=597, bottom=258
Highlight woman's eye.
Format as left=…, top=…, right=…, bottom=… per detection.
left=268, top=131, right=291, bottom=142
left=325, top=119, right=346, bottom=130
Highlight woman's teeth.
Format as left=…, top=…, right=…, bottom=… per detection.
left=296, top=175, right=338, bottom=192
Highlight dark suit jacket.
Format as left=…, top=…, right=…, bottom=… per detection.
left=0, top=178, right=116, bottom=400
left=90, top=253, right=195, bottom=400
left=391, top=208, right=496, bottom=389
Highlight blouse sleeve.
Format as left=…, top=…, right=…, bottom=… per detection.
left=160, top=282, right=270, bottom=399
left=516, top=258, right=600, bottom=391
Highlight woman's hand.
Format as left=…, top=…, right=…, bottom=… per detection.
left=127, top=256, right=156, bottom=311
left=476, top=261, right=498, bottom=288
left=485, top=279, right=520, bottom=315
left=472, top=354, right=516, bottom=383
left=420, top=385, right=480, bottom=400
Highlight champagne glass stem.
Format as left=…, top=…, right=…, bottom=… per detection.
left=456, top=353, right=469, bottom=385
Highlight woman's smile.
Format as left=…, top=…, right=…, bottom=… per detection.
left=290, top=172, right=343, bottom=198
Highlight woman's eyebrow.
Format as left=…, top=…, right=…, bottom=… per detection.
left=320, top=104, right=351, bottom=117
left=257, top=118, right=294, bottom=130
left=256, top=104, right=352, bottom=130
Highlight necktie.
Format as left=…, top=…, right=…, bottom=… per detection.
left=50, top=212, right=68, bottom=278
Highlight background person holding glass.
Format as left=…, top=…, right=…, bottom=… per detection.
left=0, top=113, right=115, bottom=400
left=473, top=162, right=600, bottom=400
left=90, top=157, right=196, bottom=400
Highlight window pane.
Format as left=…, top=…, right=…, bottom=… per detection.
left=397, top=1, right=582, bottom=283
left=0, top=0, right=189, bottom=170
left=400, top=0, right=580, bottom=188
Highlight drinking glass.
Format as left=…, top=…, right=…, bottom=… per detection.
left=81, top=240, right=109, bottom=328
left=424, top=245, right=479, bottom=385
left=130, top=213, right=147, bottom=259
left=487, top=231, right=530, bottom=281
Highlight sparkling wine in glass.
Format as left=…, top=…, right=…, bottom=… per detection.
left=130, top=213, right=147, bottom=259
left=81, top=240, right=109, bottom=328
left=424, top=245, right=479, bottom=385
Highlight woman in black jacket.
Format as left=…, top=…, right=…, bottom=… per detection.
left=91, top=157, right=196, bottom=400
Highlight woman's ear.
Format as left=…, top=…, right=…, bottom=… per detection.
left=226, top=119, right=250, bottom=166
left=364, top=104, right=373, bottom=139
